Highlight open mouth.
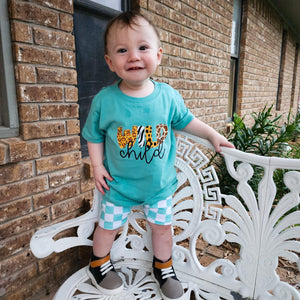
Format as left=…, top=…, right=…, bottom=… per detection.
left=128, top=67, right=144, bottom=70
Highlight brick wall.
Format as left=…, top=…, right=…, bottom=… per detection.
left=0, top=0, right=299, bottom=299
left=0, top=1, right=93, bottom=298
left=238, top=0, right=300, bottom=124
left=141, top=0, right=233, bottom=130
left=279, top=33, right=299, bottom=113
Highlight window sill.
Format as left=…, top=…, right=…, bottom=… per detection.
left=0, top=126, right=19, bottom=139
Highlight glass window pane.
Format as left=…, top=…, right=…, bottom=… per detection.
left=231, top=0, right=242, bottom=57
left=88, top=0, right=122, bottom=11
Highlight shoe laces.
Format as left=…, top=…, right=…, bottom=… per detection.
left=100, top=259, right=113, bottom=276
left=161, top=266, right=176, bottom=280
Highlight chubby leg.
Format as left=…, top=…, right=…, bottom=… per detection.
left=93, top=225, right=120, bottom=257
left=148, top=222, right=183, bottom=299
left=148, top=222, right=173, bottom=261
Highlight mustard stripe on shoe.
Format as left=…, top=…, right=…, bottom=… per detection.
left=90, top=254, right=111, bottom=268
left=154, top=258, right=173, bottom=269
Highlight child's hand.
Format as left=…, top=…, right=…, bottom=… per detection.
left=93, top=165, right=113, bottom=195
left=209, top=133, right=235, bottom=153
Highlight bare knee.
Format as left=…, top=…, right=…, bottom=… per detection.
left=95, top=225, right=120, bottom=238
left=93, top=226, right=121, bottom=257
left=148, top=222, right=172, bottom=235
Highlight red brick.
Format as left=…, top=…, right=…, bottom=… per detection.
left=37, top=67, right=77, bottom=85
left=51, top=192, right=93, bottom=219
left=9, top=0, right=59, bottom=29
left=13, top=43, right=61, bottom=66
left=1, top=264, right=38, bottom=295
left=50, top=191, right=93, bottom=219
left=0, top=197, right=32, bottom=222
left=49, top=166, right=81, bottom=187
left=170, top=10, right=186, bottom=25
left=181, top=48, right=196, bottom=60
left=81, top=177, right=95, bottom=193
left=5, top=270, right=55, bottom=300
left=40, top=104, right=79, bottom=120
left=18, top=85, right=63, bottom=102
left=66, top=119, right=80, bottom=134
left=15, top=64, right=36, bottom=83
left=36, top=151, right=81, bottom=174
left=0, top=161, right=34, bottom=184
left=1, top=249, right=36, bottom=278
left=0, top=231, right=33, bottom=259
left=33, top=27, right=75, bottom=50
left=148, top=2, right=170, bottom=18
left=181, top=3, right=198, bottom=19
left=19, top=104, right=39, bottom=122
left=0, top=208, right=50, bottom=239
left=33, top=182, right=80, bottom=209
left=10, top=21, right=32, bottom=43
left=162, top=43, right=181, bottom=57
left=8, top=139, right=40, bottom=162
left=162, top=66, right=180, bottom=78
left=41, top=136, right=80, bottom=155
left=62, top=50, right=76, bottom=68
left=0, top=176, right=48, bottom=203
left=33, top=0, right=73, bottom=13
left=65, top=86, right=78, bottom=102
left=60, top=12, right=73, bottom=32
left=51, top=193, right=87, bottom=219
left=21, top=121, right=65, bottom=140
left=169, top=32, right=184, bottom=46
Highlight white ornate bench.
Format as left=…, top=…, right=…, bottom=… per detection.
left=30, top=131, right=300, bottom=300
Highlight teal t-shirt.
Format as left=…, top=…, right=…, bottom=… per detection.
left=82, top=80, right=194, bottom=206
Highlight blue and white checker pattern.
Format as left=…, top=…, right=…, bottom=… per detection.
left=99, top=196, right=173, bottom=230
left=144, top=196, right=172, bottom=225
left=99, top=200, right=131, bottom=230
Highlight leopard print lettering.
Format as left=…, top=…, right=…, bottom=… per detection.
left=117, top=126, right=138, bottom=148
left=145, top=126, right=158, bottom=148
left=156, top=124, right=168, bottom=144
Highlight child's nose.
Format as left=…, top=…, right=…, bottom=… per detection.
left=128, top=50, right=140, bottom=61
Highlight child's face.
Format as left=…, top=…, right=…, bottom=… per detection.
left=104, top=17, right=162, bottom=88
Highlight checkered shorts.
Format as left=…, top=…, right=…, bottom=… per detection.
left=99, top=196, right=173, bottom=230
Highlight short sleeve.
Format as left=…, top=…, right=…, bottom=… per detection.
left=81, top=95, right=105, bottom=143
left=171, top=90, right=194, bottom=130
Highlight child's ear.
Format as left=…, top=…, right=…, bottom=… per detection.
left=157, top=47, right=163, bottom=65
left=104, top=54, right=115, bottom=72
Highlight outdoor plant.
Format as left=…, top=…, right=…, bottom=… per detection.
left=210, top=105, right=300, bottom=211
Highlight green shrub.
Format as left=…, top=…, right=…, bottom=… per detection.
left=210, top=105, right=300, bottom=210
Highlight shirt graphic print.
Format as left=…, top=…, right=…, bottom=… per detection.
left=117, top=124, right=168, bottom=164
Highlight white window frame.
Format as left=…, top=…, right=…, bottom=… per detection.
left=231, top=0, right=242, bottom=58
left=74, top=0, right=129, bottom=14
left=88, top=0, right=122, bottom=11
left=0, top=0, right=19, bottom=138
left=228, top=0, right=242, bottom=121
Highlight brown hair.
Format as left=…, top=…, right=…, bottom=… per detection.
left=104, top=11, right=160, bottom=54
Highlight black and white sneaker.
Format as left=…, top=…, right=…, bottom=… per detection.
left=153, top=256, right=184, bottom=300
left=87, top=252, right=123, bottom=295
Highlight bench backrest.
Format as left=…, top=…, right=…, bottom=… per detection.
left=30, top=131, right=300, bottom=299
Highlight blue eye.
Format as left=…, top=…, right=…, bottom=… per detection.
left=118, top=48, right=127, bottom=53
left=140, top=46, right=148, bottom=51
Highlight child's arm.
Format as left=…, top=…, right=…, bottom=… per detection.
left=87, top=141, right=113, bottom=195
left=182, top=118, right=235, bottom=152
